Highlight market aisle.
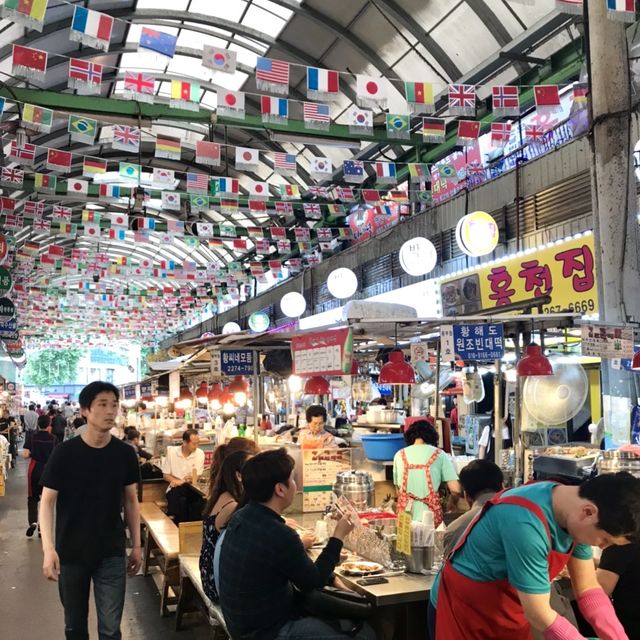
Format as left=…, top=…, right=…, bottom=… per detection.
left=0, top=452, right=210, bottom=639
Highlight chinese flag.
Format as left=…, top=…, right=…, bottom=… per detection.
left=457, top=120, right=480, bottom=140
left=534, top=85, right=561, bottom=109
left=12, top=44, right=47, bottom=72
left=47, top=149, right=72, bottom=169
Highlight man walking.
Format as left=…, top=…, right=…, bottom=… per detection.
left=24, top=403, right=38, bottom=434
left=40, top=381, right=141, bottom=640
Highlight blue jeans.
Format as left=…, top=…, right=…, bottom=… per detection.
left=275, top=617, right=376, bottom=640
left=58, top=556, right=126, bottom=640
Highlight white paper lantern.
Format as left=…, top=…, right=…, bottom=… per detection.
left=456, top=211, right=499, bottom=257
left=248, top=311, right=270, bottom=332
left=327, top=268, right=358, bottom=299
left=399, top=237, right=438, bottom=276
left=222, top=322, right=241, bottom=334
left=280, top=292, right=307, bottom=318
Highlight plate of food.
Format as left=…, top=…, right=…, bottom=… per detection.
left=340, top=561, right=384, bottom=576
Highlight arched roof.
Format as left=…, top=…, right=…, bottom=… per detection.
left=0, top=0, right=581, bottom=349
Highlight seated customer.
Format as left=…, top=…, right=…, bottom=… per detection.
left=443, top=459, right=503, bottom=557
left=209, top=436, right=259, bottom=487
left=297, top=405, right=337, bottom=449
left=217, top=448, right=375, bottom=640
left=200, top=450, right=252, bottom=602
left=597, top=540, right=640, bottom=639
left=124, top=428, right=153, bottom=461
left=162, top=428, right=205, bottom=523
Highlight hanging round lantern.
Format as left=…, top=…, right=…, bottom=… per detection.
left=327, top=268, right=358, bottom=299
left=222, top=321, right=241, bottom=334
left=280, top=292, right=307, bottom=318
left=399, top=237, right=438, bottom=276
left=455, top=211, right=499, bottom=257
left=248, top=311, right=270, bottom=332
left=208, top=382, right=223, bottom=410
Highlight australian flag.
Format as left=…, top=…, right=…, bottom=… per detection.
left=139, top=27, right=177, bottom=58
left=343, top=160, right=365, bottom=184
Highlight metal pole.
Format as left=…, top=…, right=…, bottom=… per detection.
left=493, top=358, right=503, bottom=473
left=513, top=333, right=523, bottom=485
left=253, top=349, right=260, bottom=446
left=434, top=340, right=442, bottom=446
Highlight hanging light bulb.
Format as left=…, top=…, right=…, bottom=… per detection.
left=196, top=381, right=209, bottom=405
left=208, top=382, right=223, bottom=410
left=228, top=376, right=249, bottom=406
left=288, top=375, right=303, bottom=393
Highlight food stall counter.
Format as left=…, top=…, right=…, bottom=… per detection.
left=336, top=570, right=434, bottom=607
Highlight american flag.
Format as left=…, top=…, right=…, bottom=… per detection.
left=2, top=167, right=24, bottom=184
left=9, top=141, right=36, bottom=162
left=113, top=125, right=140, bottom=149
left=69, top=59, right=103, bottom=85
left=256, top=57, right=289, bottom=85
left=274, top=152, right=296, bottom=171
left=303, top=102, right=330, bottom=124
left=186, top=173, right=208, bottom=192
left=24, top=200, right=45, bottom=217
left=275, top=202, right=293, bottom=215
left=124, top=71, right=154, bottom=95
left=448, top=84, right=476, bottom=112
left=492, top=85, right=519, bottom=113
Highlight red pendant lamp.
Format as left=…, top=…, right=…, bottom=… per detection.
left=631, top=351, right=640, bottom=371
left=228, top=376, right=249, bottom=394
left=378, top=350, right=415, bottom=385
left=207, top=382, right=223, bottom=408
left=516, top=344, right=553, bottom=376
left=179, top=385, right=193, bottom=401
left=304, top=376, right=331, bottom=395
left=196, top=381, right=209, bottom=403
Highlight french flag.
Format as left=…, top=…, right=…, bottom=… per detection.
left=307, top=67, right=339, bottom=96
left=607, top=0, right=635, bottom=22
left=261, top=96, right=288, bottom=118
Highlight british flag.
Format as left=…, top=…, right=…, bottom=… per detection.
left=124, top=71, right=155, bottom=96
left=275, top=201, right=293, bottom=215
left=112, top=125, right=140, bottom=151
left=316, top=228, right=333, bottom=241
left=9, top=141, right=36, bottom=163
left=23, top=200, right=45, bottom=217
left=308, top=186, right=329, bottom=198
left=33, top=218, right=51, bottom=231
left=302, top=203, right=322, bottom=219
left=1, top=167, right=24, bottom=185
left=53, top=205, right=72, bottom=221
left=492, top=85, right=520, bottom=116
left=448, top=83, right=476, bottom=116
left=68, top=59, right=103, bottom=88
left=525, top=124, right=545, bottom=142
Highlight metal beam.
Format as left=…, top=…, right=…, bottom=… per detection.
left=371, top=0, right=462, bottom=80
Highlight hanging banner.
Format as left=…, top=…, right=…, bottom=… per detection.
left=123, top=385, right=136, bottom=400
left=452, top=323, right=505, bottom=361
left=291, top=328, right=353, bottom=376
left=440, top=234, right=597, bottom=317
left=347, top=202, right=402, bottom=244
left=220, top=350, right=256, bottom=376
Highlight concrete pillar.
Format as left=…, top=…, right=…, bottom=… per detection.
left=588, top=0, right=640, bottom=443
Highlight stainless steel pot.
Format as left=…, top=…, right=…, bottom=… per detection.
left=597, top=450, right=640, bottom=478
left=333, top=470, right=375, bottom=511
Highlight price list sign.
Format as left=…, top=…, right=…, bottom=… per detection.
left=291, top=328, right=353, bottom=376
left=452, top=323, right=505, bottom=361
left=302, top=448, right=352, bottom=512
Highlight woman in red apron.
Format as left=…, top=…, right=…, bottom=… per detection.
left=433, top=478, right=634, bottom=640
left=393, top=419, right=461, bottom=525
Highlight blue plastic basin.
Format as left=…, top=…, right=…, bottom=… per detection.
left=361, top=434, right=405, bottom=461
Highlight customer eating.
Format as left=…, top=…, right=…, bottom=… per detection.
left=428, top=472, right=640, bottom=640
left=217, top=448, right=375, bottom=640
left=393, top=419, right=462, bottom=525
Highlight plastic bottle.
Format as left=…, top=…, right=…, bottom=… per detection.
left=238, top=423, right=246, bottom=438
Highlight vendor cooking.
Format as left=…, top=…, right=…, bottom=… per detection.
left=297, top=405, right=338, bottom=449
left=428, top=472, right=640, bottom=640
left=393, top=419, right=462, bottom=526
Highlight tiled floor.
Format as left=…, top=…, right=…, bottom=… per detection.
left=0, top=451, right=210, bottom=639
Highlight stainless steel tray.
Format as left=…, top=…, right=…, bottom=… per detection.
left=533, top=454, right=598, bottom=480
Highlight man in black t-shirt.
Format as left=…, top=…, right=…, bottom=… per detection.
left=598, top=541, right=640, bottom=640
left=40, top=381, right=141, bottom=640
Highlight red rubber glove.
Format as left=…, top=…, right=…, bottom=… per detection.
left=543, top=615, right=587, bottom=640
left=577, top=588, right=629, bottom=640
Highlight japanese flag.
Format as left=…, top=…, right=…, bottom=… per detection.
left=356, top=74, right=387, bottom=108
left=110, top=212, right=129, bottom=228
left=67, top=178, right=89, bottom=196
left=249, top=180, right=269, bottom=200
left=83, top=222, right=101, bottom=240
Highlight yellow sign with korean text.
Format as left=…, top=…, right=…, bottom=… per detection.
left=440, top=234, right=598, bottom=316
left=396, top=511, right=412, bottom=555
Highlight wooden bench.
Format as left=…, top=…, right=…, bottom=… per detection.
left=139, top=478, right=169, bottom=503
left=139, top=502, right=181, bottom=616
left=176, top=553, right=229, bottom=639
